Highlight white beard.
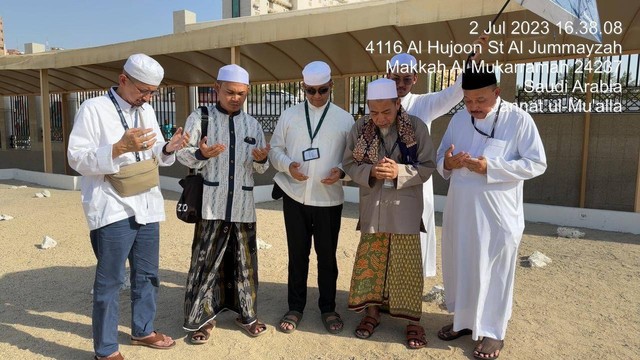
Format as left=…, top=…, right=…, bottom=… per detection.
left=379, top=127, right=390, bottom=137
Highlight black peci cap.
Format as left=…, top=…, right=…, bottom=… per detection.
left=462, top=62, right=497, bottom=90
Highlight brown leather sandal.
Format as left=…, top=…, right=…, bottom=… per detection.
left=94, top=353, right=124, bottom=360
left=190, top=321, right=215, bottom=345
left=354, top=315, right=380, bottom=339
left=130, top=331, right=176, bottom=349
left=235, top=318, right=267, bottom=337
left=406, top=324, right=428, bottom=349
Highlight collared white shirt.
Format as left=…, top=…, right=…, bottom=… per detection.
left=68, top=88, right=175, bottom=230
left=176, top=105, right=269, bottom=223
left=269, top=100, right=354, bottom=207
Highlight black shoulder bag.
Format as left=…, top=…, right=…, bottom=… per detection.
left=176, top=106, right=209, bottom=223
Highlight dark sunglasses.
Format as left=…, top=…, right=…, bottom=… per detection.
left=305, top=86, right=330, bottom=96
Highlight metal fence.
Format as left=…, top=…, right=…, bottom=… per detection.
left=50, top=94, right=63, bottom=142
left=75, top=88, right=177, bottom=140
left=516, top=54, right=640, bottom=113
left=350, top=75, right=384, bottom=119
left=151, top=87, right=176, bottom=140
left=9, top=54, right=638, bottom=150
left=9, top=95, right=31, bottom=149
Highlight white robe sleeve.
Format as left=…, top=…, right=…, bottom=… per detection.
left=486, top=115, right=547, bottom=183
left=413, top=75, right=463, bottom=124
left=268, top=112, right=294, bottom=176
left=436, top=117, right=456, bottom=180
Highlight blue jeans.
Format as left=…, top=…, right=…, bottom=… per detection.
left=90, top=217, right=160, bottom=357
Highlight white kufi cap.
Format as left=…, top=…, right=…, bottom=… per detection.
left=302, top=61, right=331, bottom=86
left=123, top=54, right=164, bottom=86
left=217, top=64, right=250, bottom=85
left=388, top=53, right=417, bottom=74
left=367, top=78, right=398, bottom=100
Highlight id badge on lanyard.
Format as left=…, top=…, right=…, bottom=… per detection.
left=303, top=101, right=329, bottom=162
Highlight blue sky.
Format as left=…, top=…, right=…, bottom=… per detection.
left=1, top=0, right=222, bottom=50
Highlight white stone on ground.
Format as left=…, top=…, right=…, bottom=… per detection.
left=40, top=235, right=57, bottom=249
left=257, top=238, right=272, bottom=250
left=526, top=251, right=552, bottom=268
left=34, top=190, right=52, bottom=198
left=423, top=284, right=446, bottom=305
left=557, top=227, right=585, bottom=238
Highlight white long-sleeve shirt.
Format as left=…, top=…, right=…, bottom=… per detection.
left=269, top=100, right=354, bottom=207
left=67, top=88, right=175, bottom=230
left=176, top=105, right=269, bottom=223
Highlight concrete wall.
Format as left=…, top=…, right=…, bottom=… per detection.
left=430, top=111, right=640, bottom=212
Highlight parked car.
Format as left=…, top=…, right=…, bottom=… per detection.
left=263, top=91, right=297, bottom=104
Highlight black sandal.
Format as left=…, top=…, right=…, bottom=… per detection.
left=279, top=310, right=303, bottom=334
left=473, top=337, right=504, bottom=360
left=437, top=323, right=472, bottom=341
left=321, top=312, right=344, bottom=334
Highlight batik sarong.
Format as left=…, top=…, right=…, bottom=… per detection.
left=183, top=220, right=258, bottom=331
left=348, top=233, right=423, bottom=321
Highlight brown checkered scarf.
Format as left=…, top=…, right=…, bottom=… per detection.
left=352, top=105, right=417, bottom=165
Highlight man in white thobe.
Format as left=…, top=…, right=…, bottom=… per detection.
left=386, top=35, right=488, bottom=277
left=436, top=65, right=546, bottom=360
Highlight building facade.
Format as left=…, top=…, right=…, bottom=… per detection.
left=222, top=0, right=369, bottom=18
left=0, top=17, right=5, bottom=55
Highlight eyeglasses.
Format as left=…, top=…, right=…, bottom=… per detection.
left=304, top=86, right=330, bottom=96
left=126, top=74, right=160, bottom=97
left=390, top=76, right=414, bottom=85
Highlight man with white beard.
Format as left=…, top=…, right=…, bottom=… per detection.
left=386, top=35, right=488, bottom=278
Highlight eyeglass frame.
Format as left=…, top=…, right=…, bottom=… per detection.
left=125, top=74, right=160, bottom=97
left=304, top=85, right=331, bottom=96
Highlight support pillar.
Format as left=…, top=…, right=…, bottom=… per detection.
left=40, top=69, right=53, bottom=173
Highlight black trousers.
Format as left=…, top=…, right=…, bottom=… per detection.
left=282, top=193, right=343, bottom=314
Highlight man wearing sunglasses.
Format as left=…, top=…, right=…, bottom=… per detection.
left=269, top=61, right=354, bottom=335
left=387, top=35, right=489, bottom=280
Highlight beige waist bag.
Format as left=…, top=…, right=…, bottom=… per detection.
left=105, top=157, right=159, bottom=197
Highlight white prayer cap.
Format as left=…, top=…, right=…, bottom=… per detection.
left=302, top=61, right=331, bottom=86
left=217, top=64, right=250, bottom=85
left=123, top=54, right=164, bottom=86
left=367, top=78, right=398, bottom=100
left=388, top=53, right=417, bottom=73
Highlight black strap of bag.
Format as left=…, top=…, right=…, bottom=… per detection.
left=177, top=106, right=210, bottom=223
left=189, top=106, right=209, bottom=175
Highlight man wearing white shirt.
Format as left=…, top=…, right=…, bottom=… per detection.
left=436, top=65, right=546, bottom=360
left=387, top=35, right=488, bottom=277
left=269, top=61, right=354, bottom=334
left=68, top=54, right=188, bottom=360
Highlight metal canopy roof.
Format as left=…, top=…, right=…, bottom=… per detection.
left=0, top=0, right=638, bottom=95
